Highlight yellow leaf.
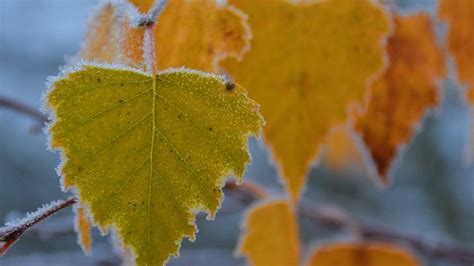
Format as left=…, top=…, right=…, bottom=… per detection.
left=220, top=0, right=390, bottom=200
left=238, top=200, right=300, bottom=266
left=74, top=204, right=93, bottom=256
left=45, top=64, right=263, bottom=266
left=307, top=242, right=420, bottom=266
left=355, top=14, right=446, bottom=183
left=79, top=0, right=250, bottom=72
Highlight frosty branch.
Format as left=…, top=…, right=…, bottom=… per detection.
left=0, top=198, right=77, bottom=256
left=136, top=0, right=169, bottom=27
left=1, top=181, right=473, bottom=264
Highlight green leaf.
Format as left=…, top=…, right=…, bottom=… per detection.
left=45, top=63, right=262, bottom=266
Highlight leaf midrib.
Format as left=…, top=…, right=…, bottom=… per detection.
left=147, top=75, right=157, bottom=259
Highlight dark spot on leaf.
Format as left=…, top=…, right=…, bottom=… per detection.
left=208, top=127, right=213, bottom=131
left=207, top=46, right=214, bottom=55
left=120, top=83, right=124, bottom=87
left=225, top=82, right=235, bottom=92
left=97, top=78, right=101, bottom=83
left=118, top=99, right=124, bottom=103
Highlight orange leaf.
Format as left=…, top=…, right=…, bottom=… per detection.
left=79, top=0, right=250, bottom=73
left=221, top=0, right=390, bottom=200
left=74, top=205, right=93, bottom=256
left=79, top=3, right=118, bottom=64
left=238, top=200, right=300, bottom=266
left=321, top=126, right=367, bottom=175
left=439, top=0, right=474, bottom=94
left=127, top=0, right=154, bottom=14
left=439, top=0, right=474, bottom=163
left=307, top=242, right=420, bottom=266
left=355, top=14, right=446, bottom=183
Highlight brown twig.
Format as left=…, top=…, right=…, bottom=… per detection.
left=0, top=96, right=48, bottom=123
left=137, top=0, right=169, bottom=27
left=1, top=182, right=473, bottom=264
left=227, top=182, right=474, bottom=265
left=0, top=198, right=77, bottom=256
left=355, top=220, right=474, bottom=264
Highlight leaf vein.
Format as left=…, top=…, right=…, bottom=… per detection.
left=73, top=88, right=153, bottom=132
left=73, top=112, right=152, bottom=177
left=66, top=80, right=149, bottom=99
left=154, top=92, right=235, bottom=167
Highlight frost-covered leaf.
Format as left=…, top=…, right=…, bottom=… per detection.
left=355, top=14, right=446, bottom=183
left=307, top=242, right=420, bottom=266
left=220, top=0, right=390, bottom=200
left=79, top=0, right=250, bottom=72
left=74, top=205, right=92, bottom=256
left=238, top=200, right=299, bottom=266
left=79, top=3, right=118, bottom=64
left=45, top=64, right=262, bottom=265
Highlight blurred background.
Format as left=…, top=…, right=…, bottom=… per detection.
left=0, top=0, right=473, bottom=265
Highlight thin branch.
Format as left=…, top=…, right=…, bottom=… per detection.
left=227, top=182, right=474, bottom=265
left=2, top=182, right=473, bottom=264
left=355, top=219, right=474, bottom=264
left=0, top=198, right=77, bottom=256
left=137, top=0, right=169, bottom=27
left=0, top=96, right=48, bottom=123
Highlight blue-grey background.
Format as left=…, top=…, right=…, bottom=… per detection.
left=0, top=0, right=473, bottom=265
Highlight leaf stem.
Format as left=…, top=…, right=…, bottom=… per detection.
left=140, top=0, right=168, bottom=74
left=144, top=26, right=158, bottom=75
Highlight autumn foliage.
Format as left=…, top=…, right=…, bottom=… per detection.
left=1, top=0, right=473, bottom=265
left=355, top=14, right=446, bottom=182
